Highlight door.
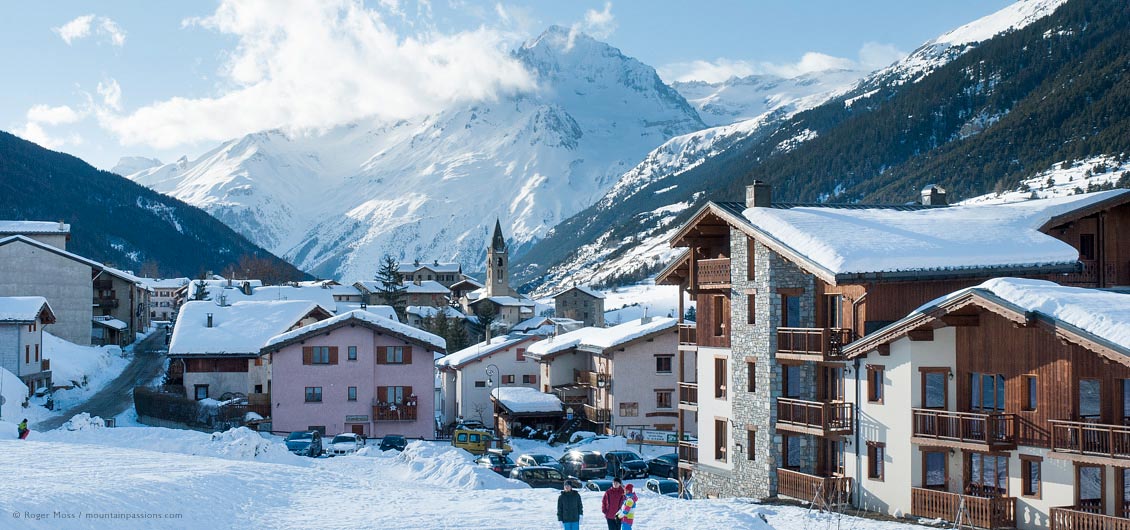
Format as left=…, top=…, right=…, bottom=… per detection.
left=1077, top=465, right=1104, bottom=513
left=350, top=424, right=365, bottom=436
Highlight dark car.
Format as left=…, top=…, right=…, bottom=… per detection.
left=558, top=450, right=608, bottom=480
left=379, top=434, right=408, bottom=452
left=509, top=466, right=567, bottom=489
left=475, top=450, right=516, bottom=475
left=284, top=431, right=322, bottom=457
left=582, top=479, right=614, bottom=492
left=646, top=478, right=692, bottom=499
left=647, top=452, right=679, bottom=478
left=605, top=450, right=649, bottom=479
left=515, top=453, right=564, bottom=473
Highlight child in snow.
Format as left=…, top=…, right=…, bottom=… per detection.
left=17, top=419, right=29, bottom=440
left=615, top=483, right=639, bottom=530
left=557, top=481, right=583, bottom=530
left=602, top=478, right=625, bottom=530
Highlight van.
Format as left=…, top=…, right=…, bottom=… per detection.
left=452, top=429, right=510, bottom=454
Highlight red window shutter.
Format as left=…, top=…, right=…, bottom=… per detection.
left=329, top=347, right=339, bottom=365
left=376, top=346, right=386, bottom=364
left=377, top=386, right=387, bottom=401
left=404, top=346, right=413, bottom=364
left=404, top=386, right=413, bottom=401
left=302, top=347, right=313, bottom=365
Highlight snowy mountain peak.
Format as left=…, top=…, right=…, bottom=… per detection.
left=110, top=156, right=162, bottom=177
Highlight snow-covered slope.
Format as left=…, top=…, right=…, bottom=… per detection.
left=110, top=156, right=162, bottom=177
left=128, top=27, right=704, bottom=281
left=961, top=156, right=1130, bottom=205
left=673, top=70, right=867, bottom=127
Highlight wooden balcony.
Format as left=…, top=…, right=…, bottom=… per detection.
left=373, top=404, right=418, bottom=422
left=911, top=409, right=1017, bottom=451
left=678, top=382, right=698, bottom=410
left=776, top=398, right=853, bottom=436
left=776, top=327, right=853, bottom=362
left=696, top=258, right=731, bottom=289
left=583, top=404, right=611, bottom=424
left=93, top=297, right=120, bottom=308
left=1051, top=506, right=1130, bottom=530
left=678, top=323, right=697, bottom=348
left=677, top=440, right=697, bottom=469
left=1050, top=419, right=1130, bottom=465
left=777, top=469, right=851, bottom=505
left=573, top=369, right=599, bottom=387
left=911, top=488, right=1016, bottom=529
left=1061, top=260, right=1122, bottom=287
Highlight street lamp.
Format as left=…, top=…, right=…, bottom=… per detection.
left=485, top=363, right=501, bottom=448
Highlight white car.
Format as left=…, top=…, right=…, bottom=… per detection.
left=327, top=433, right=365, bottom=456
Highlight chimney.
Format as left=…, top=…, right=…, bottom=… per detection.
left=206, top=313, right=214, bottom=328
left=640, top=307, right=652, bottom=325
left=921, top=184, right=947, bottom=206
left=57, top=220, right=65, bottom=231
left=746, top=180, right=772, bottom=208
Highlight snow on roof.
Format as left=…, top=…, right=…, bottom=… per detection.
left=491, top=387, right=563, bottom=414
left=554, top=285, right=606, bottom=299
left=527, top=317, right=677, bottom=356
left=0, top=296, right=51, bottom=322
left=141, top=278, right=190, bottom=290
left=241, top=285, right=338, bottom=313
left=92, top=316, right=128, bottom=330
left=0, top=235, right=102, bottom=268
left=406, top=306, right=465, bottom=319
left=101, top=266, right=144, bottom=285
left=403, top=280, right=451, bottom=294
left=741, top=190, right=1128, bottom=277
left=399, top=262, right=462, bottom=274
left=451, top=277, right=483, bottom=288
left=170, top=300, right=323, bottom=356
left=0, top=220, right=69, bottom=234
left=474, top=296, right=534, bottom=307
left=977, top=278, right=1130, bottom=350
left=264, top=309, right=446, bottom=352
left=334, top=303, right=399, bottom=322
left=437, top=334, right=539, bottom=368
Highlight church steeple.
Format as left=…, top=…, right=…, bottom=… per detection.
left=491, top=219, right=507, bottom=252
left=485, top=219, right=515, bottom=298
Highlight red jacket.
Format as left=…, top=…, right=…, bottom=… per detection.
left=602, top=486, right=625, bottom=519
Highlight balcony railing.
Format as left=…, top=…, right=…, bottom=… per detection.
left=678, top=323, right=697, bottom=345
left=1050, top=419, right=1130, bottom=462
left=677, top=440, right=698, bottom=465
left=776, top=327, right=853, bottom=362
left=911, top=488, right=1016, bottom=529
left=93, top=297, right=120, bottom=308
left=777, top=469, right=851, bottom=505
left=583, top=404, right=611, bottom=424
left=1051, top=506, right=1130, bottom=530
left=372, top=404, right=418, bottom=422
left=777, top=398, right=853, bottom=436
left=678, top=382, right=698, bottom=408
left=696, top=258, right=731, bottom=288
left=911, top=409, right=1017, bottom=450
left=1062, top=260, right=1123, bottom=287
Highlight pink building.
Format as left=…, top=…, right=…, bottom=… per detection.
left=263, top=310, right=447, bottom=439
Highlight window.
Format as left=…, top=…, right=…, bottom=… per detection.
left=867, top=365, right=884, bottom=403
left=747, top=294, right=756, bottom=325
left=1024, top=375, right=1038, bottom=411
left=968, top=453, right=1008, bottom=496
left=25, top=345, right=30, bottom=364
left=712, top=296, right=726, bottom=336
left=302, top=346, right=333, bottom=365
left=348, top=346, right=357, bottom=361
left=345, top=386, right=358, bottom=401
left=1123, top=380, right=1130, bottom=421
left=823, top=365, right=844, bottom=401
left=714, top=357, right=727, bottom=399
left=305, top=387, right=323, bottom=402
left=516, top=348, right=526, bottom=362
left=923, top=451, right=946, bottom=489
left=1021, top=455, right=1042, bottom=498
left=502, top=375, right=515, bottom=384
left=1079, top=233, right=1096, bottom=260
left=867, top=442, right=885, bottom=480
left=783, top=435, right=802, bottom=469
left=655, top=355, right=673, bottom=374
left=921, top=369, right=948, bottom=409
left=714, top=419, right=727, bottom=462
left=746, top=238, right=756, bottom=281
left=474, top=380, right=486, bottom=388
left=619, top=402, right=639, bottom=417
left=970, top=373, right=1005, bottom=412
left=656, top=391, right=673, bottom=409
left=747, top=428, right=756, bottom=461
left=378, top=346, right=411, bottom=364
left=746, top=360, right=756, bottom=393
left=194, top=385, right=209, bottom=400
left=1119, top=468, right=1130, bottom=518
left=1077, top=465, right=1104, bottom=510
left=782, top=363, right=801, bottom=398
left=824, top=295, right=842, bottom=328
left=254, top=384, right=263, bottom=394
left=782, top=295, right=801, bottom=327
left=1079, top=379, right=1101, bottom=419
left=522, top=374, right=536, bottom=384
left=378, top=386, right=411, bottom=405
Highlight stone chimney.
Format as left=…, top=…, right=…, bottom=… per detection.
left=921, top=184, right=947, bottom=206
left=746, top=180, right=772, bottom=208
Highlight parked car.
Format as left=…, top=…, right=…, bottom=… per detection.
left=474, top=449, right=516, bottom=475
left=558, top=450, right=607, bottom=480
left=327, top=433, right=365, bottom=456
left=645, top=478, right=692, bottom=499
left=515, top=453, right=563, bottom=473
left=284, top=431, right=322, bottom=457
left=582, top=479, right=614, bottom=492
left=452, top=429, right=510, bottom=454
left=647, top=452, right=679, bottom=478
left=456, top=419, right=486, bottom=431
left=509, top=466, right=567, bottom=489
left=605, top=450, right=649, bottom=479
left=379, top=434, right=408, bottom=452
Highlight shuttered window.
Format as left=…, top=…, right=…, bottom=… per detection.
left=376, top=346, right=413, bottom=364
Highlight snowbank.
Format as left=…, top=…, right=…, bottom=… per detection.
left=35, top=423, right=306, bottom=465
left=0, top=368, right=29, bottom=423
left=63, top=412, right=105, bottom=431
left=44, top=331, right=125, bottom=386
left=395, top=441, right=527, bottom=491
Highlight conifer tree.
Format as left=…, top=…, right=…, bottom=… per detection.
left=374, top=254, right=407, bottom=319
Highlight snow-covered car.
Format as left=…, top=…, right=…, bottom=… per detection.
left=379, top=434, right=408, bottom=452
left=328, top=433, right=365, bottom=456
left=284, top=431, right=322, bottom=457
left=605, top=450, right=649, bottom=479
left=474, top=449, right=516, bottom=475
left=508, top=466, right=566, bottom=489
left=647, top=452, right=679, bottom=478
left=582, top=479, right=613, bottom=492
left=645, top=478, right=692, bottom=499
left=515, top=453, right=563, bottom=473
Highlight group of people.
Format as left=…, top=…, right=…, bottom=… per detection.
left=557, top=477, right=638, bottom=530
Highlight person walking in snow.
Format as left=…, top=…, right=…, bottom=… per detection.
left=557, top=480, right=583, bottom=530
left=602, top=477, right=625, bottom=530
left=17, top=419, right=29, bottom=440
left=615, top=483, right=639, bottom=530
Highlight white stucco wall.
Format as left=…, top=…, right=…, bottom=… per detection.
left=696, top=346, right=733, bottom=471
left=0, top=241, right=93, bottom=345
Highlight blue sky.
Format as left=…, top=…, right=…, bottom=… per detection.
left=0, top=0, right=1013, bottom=170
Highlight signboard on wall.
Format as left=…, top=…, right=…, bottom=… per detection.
left=345, top=415, right=368, bottom=423
left=621, top=427, right=678, bottom=446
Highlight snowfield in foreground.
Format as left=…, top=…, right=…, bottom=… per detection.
left=0, top=422, right=927, bottom=530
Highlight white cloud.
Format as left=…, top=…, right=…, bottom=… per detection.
left=13, top=122, right=82, bottom=150
left=54, top=14, right=126, bottom=46
left=564, top=1, right=616, bottom=50
left=98, top=79, right=122, bottom=111
left=103, top=0, right=534, bottom=149
left=660, top=42, right=908, bottom=83
left=26, top=104, right=83, bottom=125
